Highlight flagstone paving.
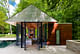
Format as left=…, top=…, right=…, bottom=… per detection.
left=0, top=43, right=78, bottom=54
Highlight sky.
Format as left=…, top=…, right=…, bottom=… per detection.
left=9, top=0, right=20, bottom=16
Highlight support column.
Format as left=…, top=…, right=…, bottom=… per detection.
left=16, top=23, right=19, bottom=46
left=44, top=24, right=47, bottom=45
left=33, top=28, right=35, bottom=38
left=28, top=28, right=30, bottom=37
left=21, top=22, right=23, bottom=48
left=37, top=22, right=40, bottom=50
left=41, top=22, right=43, bottom=48
left=24, top=22, right=26, bottom=50
left=37, top=23, right=39, bottom=40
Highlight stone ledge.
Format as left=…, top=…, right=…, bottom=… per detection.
left=66, top=40, right=80, bottom=53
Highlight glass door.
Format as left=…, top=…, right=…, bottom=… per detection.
left=56, top=30, right=60, bottom=45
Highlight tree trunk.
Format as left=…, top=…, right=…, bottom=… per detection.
left=0, top=26, right=4, bottom=34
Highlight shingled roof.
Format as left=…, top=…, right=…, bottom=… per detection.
left=6, top=5, right=57, bottom=23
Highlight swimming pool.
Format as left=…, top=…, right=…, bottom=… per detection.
left=0, top=40, right=16, bottom=48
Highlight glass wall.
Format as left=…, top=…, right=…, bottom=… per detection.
left=56, top=30, right=60, bottom=45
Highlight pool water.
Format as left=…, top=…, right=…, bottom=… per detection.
left=0, top=41, right=15, bottom=48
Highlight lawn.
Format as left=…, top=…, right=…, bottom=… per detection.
left=0, top=34, right=16, bottom=38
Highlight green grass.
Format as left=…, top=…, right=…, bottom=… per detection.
left=0, top=34, right=16, bottom=38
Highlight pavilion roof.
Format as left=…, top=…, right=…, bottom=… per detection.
left=6, top=5, right=57, bottom=23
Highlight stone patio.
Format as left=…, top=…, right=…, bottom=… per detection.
left=0, top=43, right=78, bottom=54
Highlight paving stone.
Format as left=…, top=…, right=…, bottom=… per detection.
left=0, top=44, right=77, bottom=54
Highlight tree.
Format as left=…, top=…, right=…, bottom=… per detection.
left=0, top=0, right=10, bottom=34
left=14, top=0, right=80, bottom=40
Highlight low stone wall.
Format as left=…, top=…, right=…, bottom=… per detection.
left=66, top=40, right=80, bottom=53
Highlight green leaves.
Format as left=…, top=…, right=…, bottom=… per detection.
left=14, top=0, right=80, bottom=39
left=0, top=0, right=9, bottom=33
left=0, top=11, right=8, bottom=26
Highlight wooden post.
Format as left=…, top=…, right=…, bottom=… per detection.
left=28, top=28, right=30, bottom=37
left=33, top=28, right=35, bottom=38
left=21, top=22, right=23, bottom=48
left=41, top=22, right=43, bottom=48
left=44, top=24, right=47, bottom=45
left=24, top=22, right=26, bottom=50
left=37, top=23, right=39, bottom=41
left=37, top=22, right=40, bottom=50
left=16, top=23, right=19, bottom=46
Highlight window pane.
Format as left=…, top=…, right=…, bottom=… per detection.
left=56, top=30, right=60, bottom=45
